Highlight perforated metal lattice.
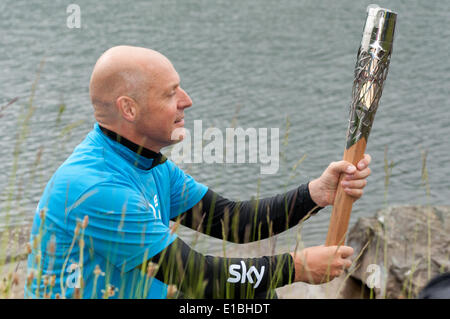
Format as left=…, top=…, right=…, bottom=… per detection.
left=346, top=41, right=393, bottom=149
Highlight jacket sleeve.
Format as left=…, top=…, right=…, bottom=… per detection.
left=173, top=183, right=323, bottom=243
left=144, top=237, right=295, bottom=299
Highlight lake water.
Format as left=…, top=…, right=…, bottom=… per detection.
left=1, top=0, right=449, bottom=254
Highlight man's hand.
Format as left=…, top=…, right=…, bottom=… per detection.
left=308, top=154, right=372, bottom=207
left=290, top=245, right=354, bottom=284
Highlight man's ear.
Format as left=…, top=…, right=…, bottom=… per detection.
left=116, top=96, right=138, bottom=122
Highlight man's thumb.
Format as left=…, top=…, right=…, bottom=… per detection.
left=330, top=161, right=356, bottom=174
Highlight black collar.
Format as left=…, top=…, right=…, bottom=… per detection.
left=99, top=124, right=167, bottom=169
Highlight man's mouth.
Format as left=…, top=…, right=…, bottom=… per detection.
left=174, top=117, right=184, bottom=124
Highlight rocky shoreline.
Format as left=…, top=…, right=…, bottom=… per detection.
left=1, top=205, right=448, bottom=299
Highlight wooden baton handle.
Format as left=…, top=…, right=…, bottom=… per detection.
left=325, top=137, right=367, bottom=246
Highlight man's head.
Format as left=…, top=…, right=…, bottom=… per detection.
left=89, top=45, right=192, bottom=152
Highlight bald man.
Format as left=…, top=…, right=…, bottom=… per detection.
left=25, top=46, right=372, bottom=299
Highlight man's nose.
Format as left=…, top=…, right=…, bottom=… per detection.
left=178, top=88, right=192, bottom=109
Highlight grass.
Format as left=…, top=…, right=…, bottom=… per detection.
left=0, top=68, right=448, bottom=300
left=420, top=149, right=432, bottom=282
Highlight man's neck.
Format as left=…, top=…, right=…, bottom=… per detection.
left=98, top=124, right=161, bottom=159
left=98, top=120, right=163, bottom=151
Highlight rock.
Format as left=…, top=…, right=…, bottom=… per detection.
left=345, top=205, right=450, bottom=299
left=275, top=275, right=369, bottom=299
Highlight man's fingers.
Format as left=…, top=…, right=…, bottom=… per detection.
left=344, top=259, right=352, bottom=269
left=357, top=154, right=372, bottom=170
left=329, top=161, right=356, bottom=175
left=343, top=188, right=363, bottom=198
left=343, top=167, right=371, bottom=181
left=330, top=154, right=371, bottom=176
left=341, top=179, right=367, bottom=189
left=329, top=245, right=354, bottom=259
left=337, top=246, right=354, bottom=258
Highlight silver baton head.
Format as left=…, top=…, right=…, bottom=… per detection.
left=346, top=5, right=397, bottom=149
left=361, top=4, right=397, bottom=54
